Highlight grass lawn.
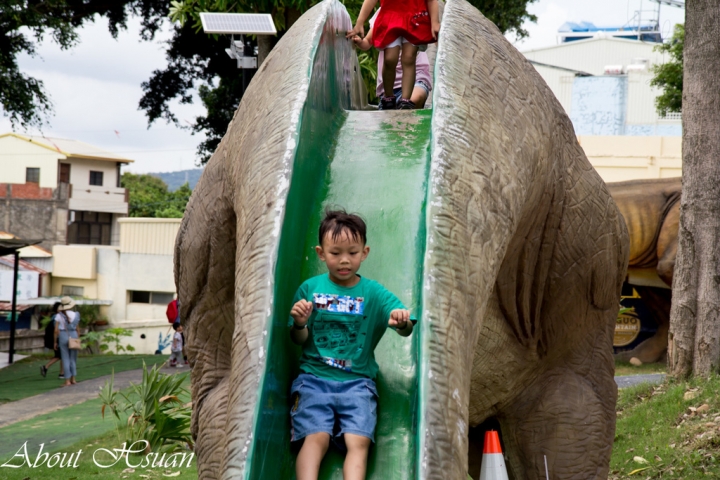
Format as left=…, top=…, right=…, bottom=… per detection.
left=0, top=354, right=168, bottom=404
left=0, top=372, right=193, bottom=479
left=611, top=375, right=720, bottom=478
left=1, top=428, right=197, bottom=479
left=615, top=359, right=667, bottom=377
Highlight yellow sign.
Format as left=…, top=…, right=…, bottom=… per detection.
left=615, top=312, right=641, bottom=347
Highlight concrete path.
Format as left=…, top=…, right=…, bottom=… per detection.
left=615, top=373, right=666, bottom=389
left=0, top=363, right=186, bottom=429
left=0, top=367, right=661, bottom=429
left=0, top=352, right=28, bottom=370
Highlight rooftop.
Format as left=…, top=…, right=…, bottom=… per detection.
left=0, top=233, right=52, bottom=258
left=0, top=133, right=134, bottom=164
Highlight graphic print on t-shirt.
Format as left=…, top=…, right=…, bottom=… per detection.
left=312, top=293, right=364, bottom=314
left=311, top=293, right=367, bottom=372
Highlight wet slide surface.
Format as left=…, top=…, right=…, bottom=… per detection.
left=307, top=109, right=431, bottom=479
left=249, top=108, right=432, bottom=479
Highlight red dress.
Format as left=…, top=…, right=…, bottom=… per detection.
left=372, top=0, right=435, bottom=49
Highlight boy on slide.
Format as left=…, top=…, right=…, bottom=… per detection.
left=347, top=0, right=440, bottom=110
left=289, top=209, right=415, bottom=480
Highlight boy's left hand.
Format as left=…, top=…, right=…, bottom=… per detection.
left=388, top=309, right=410, bottom=329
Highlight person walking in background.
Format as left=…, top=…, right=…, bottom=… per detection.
left=40, top=302, right=64, bottom=379
left=169, top=322, right=184, bottom=368
left=167, top=296, right=188, bottom=365
left=54, top=296, right=80, bottom=386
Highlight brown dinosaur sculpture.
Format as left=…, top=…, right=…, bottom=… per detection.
left=608, top=177, right=681, bottom=363
left=174, top=0, right=629, bottom=478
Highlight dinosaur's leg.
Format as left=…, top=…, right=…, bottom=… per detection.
left=176, top=154, right=236, bottom=480
left=499, top=368, right=616, bottom=480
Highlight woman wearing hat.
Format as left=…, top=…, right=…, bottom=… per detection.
left=54, top=296, right=80, bottom=386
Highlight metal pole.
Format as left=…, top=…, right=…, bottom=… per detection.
left=8, top=250, right=19, bottom=364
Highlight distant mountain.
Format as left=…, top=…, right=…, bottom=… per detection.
left=149, top=169, right=204, bottom=191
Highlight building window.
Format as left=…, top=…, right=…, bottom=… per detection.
left=61, top=285, right=85, bottom=297
left=26, top=168, right=40, bottom=183
left=67, top=210, right=112, bottom=245
left=129, top=291, right=174, bottom=305
left=89, top=171, right=104, bottom=186
left=59, top=163, right=71, bottom=183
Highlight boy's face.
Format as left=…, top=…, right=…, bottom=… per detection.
left=176, top=325, right=183, bottom=333
left=316, top=229, right=369, bottom=287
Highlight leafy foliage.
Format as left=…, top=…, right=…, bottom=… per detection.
left=651, top=24, right=684, bottom=117
left=143, top=0, right=537, bottom=163
left=76, top=303, right=105, bottom=328
left=84, top=327, right=136, bottom=354
left=121, top=172, right=191, bottom=218
left=0, top=0, right=169, bottom=128
left=3, top=0, right=536, bottom=161
left=100, top=363, right=192, bottom=452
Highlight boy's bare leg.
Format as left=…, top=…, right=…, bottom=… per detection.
left=400, top=43, right=419, bottom=100
left=297, top=432, right=330, bottom=480
left=343, top=433, right=371, bottom=480
left=410, top=86, right=428, bottom=108
left=382, top=46, right=401, bottom=98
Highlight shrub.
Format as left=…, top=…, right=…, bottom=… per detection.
left=99, top=363, right=192, bottom=453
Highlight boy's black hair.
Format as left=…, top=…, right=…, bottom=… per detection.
left=172, top=321, right=181, bottom=331
left=318, top=208, right=367, bottom=246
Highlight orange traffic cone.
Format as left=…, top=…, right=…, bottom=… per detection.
left=479, top=430, right=509, bottom=480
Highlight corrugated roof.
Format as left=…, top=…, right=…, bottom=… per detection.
left=0, top=303, right=33, bottom=312
left=0, top=133, right=134, bottom=164
left=520, top=36, right=658, bottom=54
left=0, top=256, right=48, bottom=274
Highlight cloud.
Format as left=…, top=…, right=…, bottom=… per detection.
left=511, top=2, right=570, bottom=50
left=0, top=17, right=206, bottom=173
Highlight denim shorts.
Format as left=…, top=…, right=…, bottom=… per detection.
left=392, top=80, right=430, bottom=101
left=290, top=373, right=378, bottom=443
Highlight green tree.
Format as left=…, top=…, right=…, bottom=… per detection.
left=668, top=3, right=720, bottom=378
left=650, top=23, right=684, bottom=117
left=121, top=173, right=190, bottom=218
left=0, top=0, right=168, bottom=128
left=143, top=0, right=537, bottom=163
left=2, top=0, right=536, bottom=161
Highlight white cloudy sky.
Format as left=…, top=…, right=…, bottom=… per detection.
left=0, top=0, right=685, bottom=173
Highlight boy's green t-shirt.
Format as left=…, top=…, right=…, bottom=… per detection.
left=289, top=273, right=410, bottom=381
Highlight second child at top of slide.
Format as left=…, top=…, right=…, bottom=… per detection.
left=347, top=0, right=440, bottom=110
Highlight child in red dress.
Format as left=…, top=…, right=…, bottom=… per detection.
left=347, top=0, right=440, bottom=110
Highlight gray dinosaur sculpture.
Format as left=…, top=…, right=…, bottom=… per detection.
left=174, top=0, right=629, bottom=478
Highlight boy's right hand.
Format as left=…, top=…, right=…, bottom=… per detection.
left=352, top=35, right=371, bottom=51
left=290, top=300, right=313, bottom=327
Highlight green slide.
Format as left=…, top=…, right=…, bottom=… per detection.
left=242, top=2, right=433, bottom=478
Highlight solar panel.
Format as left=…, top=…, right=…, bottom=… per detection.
left=200, top=13, right=277, bottom=35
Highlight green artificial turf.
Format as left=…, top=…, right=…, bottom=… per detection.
left=0, top=354, right=167, bottom=404
left=0, top=419, right=197, bottom=480
left=0, top=372, right=193, bottom=479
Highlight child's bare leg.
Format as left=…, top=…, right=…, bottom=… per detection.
left=382, top=46, right=401, bottom=98
left=297, top=432, right=330, bottom=480
left=343, top=433, right=371, bottom=480
left=400, top=43, right=419, bottom=100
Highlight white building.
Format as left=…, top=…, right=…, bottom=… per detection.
left=0, top=133, right=133, bottom=247
left=522, top=38, right=682, bottom=136
left=51, top=218, right=180, bottom=354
